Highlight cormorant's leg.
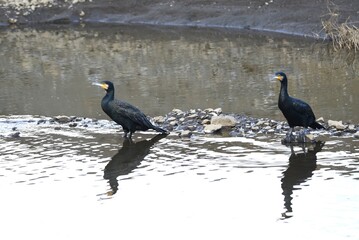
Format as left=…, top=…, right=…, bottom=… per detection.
left=285, top=127, right=294, bottom=143
left=290, top=144, right=295, bottom=155
left=300, top=128, right=310, bottom=143
left=287, top=127, right=293, bottom=137
left=123, top=130, right=129, bottom=138
left=128, top=131, right=133, bottom=139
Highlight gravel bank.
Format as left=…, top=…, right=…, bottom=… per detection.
left=1, top=110, right=358, bottom=143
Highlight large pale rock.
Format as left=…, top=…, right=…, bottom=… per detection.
left=204, top=124, right=222, bottom=134
left=305, top=134, right=315, bottom=142
left=328, top=120, right=347, bottom=130
left=211, top=115, right=236, bottom=127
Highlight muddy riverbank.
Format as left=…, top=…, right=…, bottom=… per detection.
left=1, top=0, right=359, bottom=38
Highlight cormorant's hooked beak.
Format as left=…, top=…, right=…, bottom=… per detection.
left=92, top=82, right=109, bottom=90
left=273, top=75, right=284, bottom=82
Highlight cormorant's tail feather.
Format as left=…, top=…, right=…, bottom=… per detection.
left=152, top=125, right=170, bottom=135
left=310, top=121, right=325, bottom=130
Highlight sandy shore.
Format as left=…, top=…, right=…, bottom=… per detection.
left=1, top=0, right=359, bottom=37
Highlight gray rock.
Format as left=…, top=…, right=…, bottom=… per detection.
left=256, top=120, right=265, bottom=126
left=187, top=125, right=196, bottom=131
left=204, top=124, right=222, bottom=134
left=169, top=120, right=178, bottom=126
left=214, top=108, right=222, bottom=115
left=54, top=115, right=71, bottom=123
left=211, top=115, right=236, bottom=127
left=202, top=119, right=211, bottom=125
left=153, top=116, right=165, bottom=123
left=172, top=109, right=183, bottom=115
left=167, top=117, right=177, bottom=122
left=179, top=130, right=192, bottom=137
left=348, top=124, right=356, bottom=132
left=354, top=131, right=359, bottom=139
left=69, top=123, right=77, bottom=127
left=8, top=132, right=20, bottom=138
left=189, top=109, right=196, bottom=114
left=187, top=114, right=197, bottom=119
left=305, top=134, right=315, bottom=142
left=251, top=126, right=259, bottom=131
left=264, top=126, right=271, bottom=130
left=317, top=117, right=325, bottom=123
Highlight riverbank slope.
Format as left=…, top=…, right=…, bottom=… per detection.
left=1, top=0, right=359, bottom=37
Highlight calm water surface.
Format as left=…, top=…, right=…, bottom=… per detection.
left=0, top=25, right=359, bottom=239
left=0, top=24, right=358, bottom=122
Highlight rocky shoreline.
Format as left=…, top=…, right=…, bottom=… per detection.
left=2, top=109, right=359, bottom=141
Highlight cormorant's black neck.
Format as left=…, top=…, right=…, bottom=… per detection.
left=279, top=80, right=289, bottom=102
left=101, top=89, right=115, bottom=112
left=104, top=89, right=115, bottom=102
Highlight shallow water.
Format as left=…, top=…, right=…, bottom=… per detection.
left=0, top=25, right=359, bottom=239
left=0, top=116, right=358, bottom=239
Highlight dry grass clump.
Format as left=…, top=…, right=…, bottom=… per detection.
left=322, top=3, right=359, bottom=51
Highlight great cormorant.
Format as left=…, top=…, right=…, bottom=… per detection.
left=274, top=72, right=324, bottom=139
left=94, top=81, right=168, bottom=138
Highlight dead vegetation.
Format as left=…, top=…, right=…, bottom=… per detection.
left=321, top=2, right=359, bottom=51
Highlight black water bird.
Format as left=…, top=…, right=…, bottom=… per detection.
left=274, top=72, right=324, bottom=140
left=94, top=81, right=168, bottom=138
left=281, top=141, right=325, bottom=219
left=104, top=134, right=167, bottom=195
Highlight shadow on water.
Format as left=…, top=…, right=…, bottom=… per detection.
left=280, top=141, right=325, bottom=219
left=103, top=134, right=167, bottom=195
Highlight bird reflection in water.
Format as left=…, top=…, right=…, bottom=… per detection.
left=104, top=134, right=167, bottom=196
left=281, top=141, right=325, bottom=219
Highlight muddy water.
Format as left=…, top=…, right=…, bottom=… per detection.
left=0, top=25, right=359, bottom=239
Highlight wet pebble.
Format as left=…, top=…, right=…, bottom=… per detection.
left=8, top=132, right=20, bottom=138
left=69, top=123, right=77, bottom=127
left=37, top=119, right=47, bottom=124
